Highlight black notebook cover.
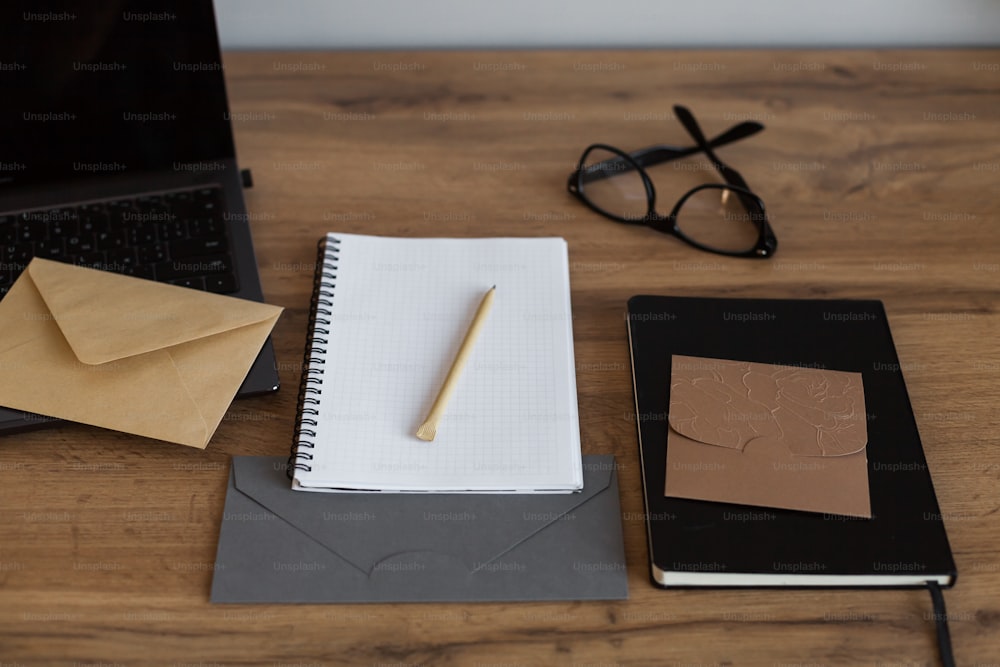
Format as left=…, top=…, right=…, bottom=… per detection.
left=627, top=295, right=956, bottom=588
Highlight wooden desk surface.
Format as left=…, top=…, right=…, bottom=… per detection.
left=2, top=49, right=999, bottom=666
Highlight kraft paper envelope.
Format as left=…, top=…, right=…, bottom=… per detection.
left=210, top=455, right=628, bottom=603
left=0, top=258, right=282, bottom=448
left=666, top=355, right=871, bottom=518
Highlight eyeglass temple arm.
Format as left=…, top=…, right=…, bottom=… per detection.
left=673, top=105, right=757, bottom=193
left=629, top=121, right=764, bottom=170
left=570, top=121, right=763, bottom=188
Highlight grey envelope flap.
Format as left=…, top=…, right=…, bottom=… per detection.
left=232, top=456, right=615, bottom=577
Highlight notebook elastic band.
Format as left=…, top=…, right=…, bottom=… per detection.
left=927, top=580, right=955, bottom=667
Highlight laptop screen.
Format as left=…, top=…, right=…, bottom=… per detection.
left=0, top=0, right=236, bottom=189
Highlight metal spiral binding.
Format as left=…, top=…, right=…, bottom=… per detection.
left=287, top=236, right=340, bottom=479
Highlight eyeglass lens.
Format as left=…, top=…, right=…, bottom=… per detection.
left=675, top=187, right=763, bottom=253
left=579, top=147, right=763, bottom=253
left=579, top=148, right=649, bottom=221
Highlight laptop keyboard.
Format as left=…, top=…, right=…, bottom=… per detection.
left=0, top=186, right=239, bottom=300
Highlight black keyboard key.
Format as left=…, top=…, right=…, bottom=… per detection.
left=169, top=276, right=205, bottom=290
left=131, top=197, right=174, bottom=222
left=34, top=238, right=65, bottom=260
left=106, top=247, right=138, bottom=272
left=172, top=192, right=221, bottom=218
left=204, top=273, right=239, bottom=293
left=192, top=187, right=224, bottom=212
left=130, top=264, right=156, bottom=280
left=46, top=209, right=79, bottom=236
left=155, top=253, right=232, bottom=280
left=137, top=243, right=168, bottom=264
left=4, top=262, right=27, bottom=277
left=0, top=218, right=15, bottom=244
left=79, top=202, right=106, bottom=216
left=145, top=208, right=175, bottom=225
left=107, top=203, right=140, bottom=227
left=78, top=207, right=109, bottom=233
left=4, top=243, right=33, bottom=263
left=136, top=195, right=165, bottom=211
left=159, top=220, right=188, bottom=240
left=48, top=217, right=78, bottom=238
left=75, top=251, right=107, bottom=269
left=17, top=219, right=48, bottom=242
left=79, top=216, right=109, bottom=235
left=128, top=222, right=159, bottom=245
left=96, top=229, right=128, bottom=250
left=187, top=217, right=223, bottom=238
left=168, top=236, right=228, bottom=258
left=19, top=209, right=49, bottom=223
left=106, top=198, right=133, bottom=213
left=65, top=233, right=97, bottom=254
left=193, top=187, right=222, bottom=200
left=164, top=190, right=193, bottom=210
left=2, top=263, right=23, bottom=282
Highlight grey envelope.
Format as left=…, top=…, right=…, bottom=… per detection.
left=210, top=455, right=628, bottom=603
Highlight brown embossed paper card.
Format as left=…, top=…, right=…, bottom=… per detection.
left=665, top=355, right=871, bottom=518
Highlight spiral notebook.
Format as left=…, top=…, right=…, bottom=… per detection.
left=288, top=233, right=583, bottom=493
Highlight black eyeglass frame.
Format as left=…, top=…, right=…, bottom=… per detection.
left=567, top=106, right=778, bottom=258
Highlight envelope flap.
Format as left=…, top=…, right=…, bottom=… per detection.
left=669, top=354, right=868, bottom=457
left=27, top=258, right=282, bottom=364
left=232, top=456, right=614, bottom=575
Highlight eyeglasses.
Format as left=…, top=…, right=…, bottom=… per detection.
left=567, top=105, right=778, bottom=258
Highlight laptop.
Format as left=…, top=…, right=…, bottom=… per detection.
left=0, top=1, right=280, bottom=434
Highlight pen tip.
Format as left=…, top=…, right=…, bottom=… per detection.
left=416, top=422, right=437, bottom=441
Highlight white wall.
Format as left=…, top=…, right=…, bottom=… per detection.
left=215, top=0, right=1000, bottom=50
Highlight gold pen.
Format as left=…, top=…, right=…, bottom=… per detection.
left=416, top=285, right=496, bottom=441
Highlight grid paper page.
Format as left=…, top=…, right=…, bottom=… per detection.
left=295, top=234, right=583, bottom=492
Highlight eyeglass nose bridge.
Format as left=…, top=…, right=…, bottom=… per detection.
left=634, top=209, right=674, bottom=234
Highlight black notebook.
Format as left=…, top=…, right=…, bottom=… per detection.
left=627, top=295, right=956, bottom=588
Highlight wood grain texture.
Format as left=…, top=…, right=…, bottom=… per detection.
left=1, top=49, right=998, bottom=667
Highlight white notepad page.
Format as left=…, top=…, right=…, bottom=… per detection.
left=292, top=234, right=583, bottom=493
